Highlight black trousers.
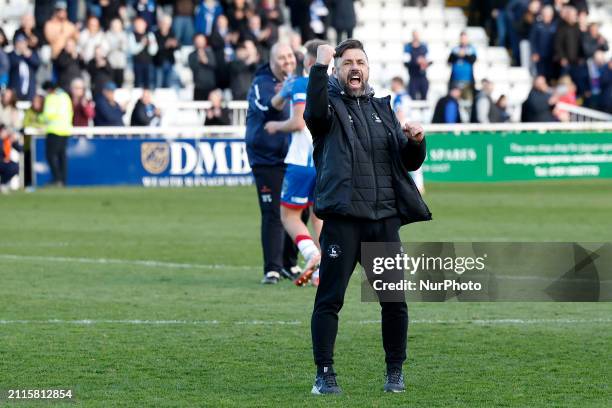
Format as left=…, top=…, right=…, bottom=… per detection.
left=45, top=134, right=68, bottom=185
left=252, top=165, right=306, bottom=275
left=312, top=216, right=408, bottom=370
left=0, top=161, right=19, bottom=184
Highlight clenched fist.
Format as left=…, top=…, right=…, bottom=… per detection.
left=402, top=122, right=424, bottom=144
left=316, top=44, right=336, bottom=66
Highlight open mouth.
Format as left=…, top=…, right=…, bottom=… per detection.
left=348, top=74, right=362, bottom=87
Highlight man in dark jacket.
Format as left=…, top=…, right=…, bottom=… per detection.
left=188, top=33, right=217, bottom=100
left=432, top=86, right=462, bottom=123
left=521, top=75, right=557, bottom=122
left=130, top=88, right=161, bottom=126
left=94, top=82, right=125, bottom=126
left=245, top=42, right=303, bottom=284
left=304, top=40, right=431, bottom=395
left=529, top=5, right=557, bottom=80
left=554, top=5, right=587, bottom=96
left=8, top=34, right=40, bottom=101
left=403, top=30, right=429, bottom=100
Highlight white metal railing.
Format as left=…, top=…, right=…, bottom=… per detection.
left=24, top=122, right=612, bottom=139
left=555, top=102, right=612, bottom=122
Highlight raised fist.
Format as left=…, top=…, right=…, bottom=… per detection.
left=316, top=44, right=336, bottom=66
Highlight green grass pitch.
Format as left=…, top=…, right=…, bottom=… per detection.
left=0, top=180, right=611, bottom=407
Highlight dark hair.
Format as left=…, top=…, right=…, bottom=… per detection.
left=334, top=39, right=366, bottom=60
left=391, top=76, right=404, bottom=85
left=304, top=39, right=327, bottom=59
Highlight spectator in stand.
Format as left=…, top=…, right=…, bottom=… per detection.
left=54, top=38, right=83, bottom=92
left=0, top=124, right=20, bottom=193
left=8, top=34, right=40, bottom=101
left=587, top=51, right=610, bottom=110
left=390, top=77, right=411, bottom=125
left=505, top=0, right=529, bottom=66
left=173, top=0, right=196, bottom=46
left=87, top=46, right=114, bottom=95
left=289, top=31, right=305, bottom=75
left=554, top=5, right=588, bottom=97
left=471, top=79, right=503, bottom=123
left=403, top=30, right=429, bottom=101
left=582, top=23, right=609, bottom=60
left=598, top=57, right=612, bottom=114
left=78, top=16, right=109, bottom=64
left=205, top=88, right=231, bottom=125
left=189, top=33, right=217, bottom=100
left=530, top=5, right=557, bottom=80
left=241, top=14, right=274, bottom=61
left=482, top=0, right=508, bottom=47
left=330, top=0, right=356, bottom=43
left=309, top=0, right=330, bottom=40
left=136, top=0, right=157, bottom=30
left=495, top=95, right=511, bottom=122
left=154, top=15, right=180, bottom=88
left=286, top=0, right=311, bottom=42
left=0, top=29, right=9, bottom=89
left=432, top=86, right=462, bottom=124
left=259, top=0, right=284, bottom=34
left=448, top=31, right=477, bottom=100
left=105, top=18, right=129, bottom=87
left=0, top=89, right=22, bottom=134
left=195, top=0, right=224, bottom=36
left=34, top=0, right=57, bottom=33
left=521, top=75, right=557, bottom=122
left=44, top=1, right=78, bottom=60
left=41, top=81, right=73, bottom=187
left=129, top=16, right=158, bottom=89
left=209, top=14, right=239, bottom=90
left=14, top=13, right=40, bottom=50
left=70, top=78, right=95, bottom=126
left=227, top=0, right=251, bottom=34
left=517, top=1, right=541, bottom=50
left=553, top=75, right=577, bottom=121
left=130, top=88, right=161, bottom=126
left=99, top=0, right=124, bottom=31
left=94, top=82, right=125, bottom=126
left=229, top=40, right=259, bottom=100
left=22, top=94, right=45, bottom=187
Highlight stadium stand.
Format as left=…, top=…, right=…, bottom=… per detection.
left=0, top=0, right=611, bottom=129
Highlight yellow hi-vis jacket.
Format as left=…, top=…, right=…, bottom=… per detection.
left=42, top=90, right=74, bottom=136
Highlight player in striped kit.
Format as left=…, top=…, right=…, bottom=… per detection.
left=264, top=39, right=327, bottom=286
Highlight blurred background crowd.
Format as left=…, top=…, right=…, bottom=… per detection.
left=0, top=0, right=610, bottom=138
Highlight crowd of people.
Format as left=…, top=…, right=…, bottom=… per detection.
left=470, top=0, right=612, bottom=115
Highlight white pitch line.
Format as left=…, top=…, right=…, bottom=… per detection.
left=0, top=318, right=610, bottom=326
left=0, top=254, right=255, bottom=271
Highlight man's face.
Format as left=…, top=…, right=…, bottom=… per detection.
left=104, top=89, right=115, bottom=102
left=55, top=9, right=67, bottom=21
left=460, top=33, right=468, bottom=46
left=391, top=80, right=402, bottom=93
left=336, top=48, right=369, bottom=98
left=271, top=44, right=296, bottom=78
left=450, top=88, right=461, bottom=100
left=194, top=35, right=206, bottom=49
left=142, top=90, right=152, bottom=105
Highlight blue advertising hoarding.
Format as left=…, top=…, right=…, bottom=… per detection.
left=34, top=137, right=253, bottom=187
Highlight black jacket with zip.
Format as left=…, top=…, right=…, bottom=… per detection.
left=304, top=63, right=432, bottom=225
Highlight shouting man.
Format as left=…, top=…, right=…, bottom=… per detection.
left=305, top=40, right=431, bottom=394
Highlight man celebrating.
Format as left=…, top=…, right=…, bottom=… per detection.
left=245, top=42, right=303, bottom=284
left=305, top=40, right=431, bottom=394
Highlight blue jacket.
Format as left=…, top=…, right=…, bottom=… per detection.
left=245, top=64, right=291, bottom=167
left=8, top=50, right=40, bottom=101
left=403, top=42, right=428, bottom=79
left=194, top=1, right=223, bottom=36
left=94, top=94, right=124, bottom=126
left=530, top=21, right=557, bottom=59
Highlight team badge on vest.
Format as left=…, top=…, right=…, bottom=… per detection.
left=372, top=112, right=382, bottom=123
left=327, top=244, right=342, bottom=259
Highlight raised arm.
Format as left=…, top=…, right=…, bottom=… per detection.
left=304, top=44, right=335, bottom=138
